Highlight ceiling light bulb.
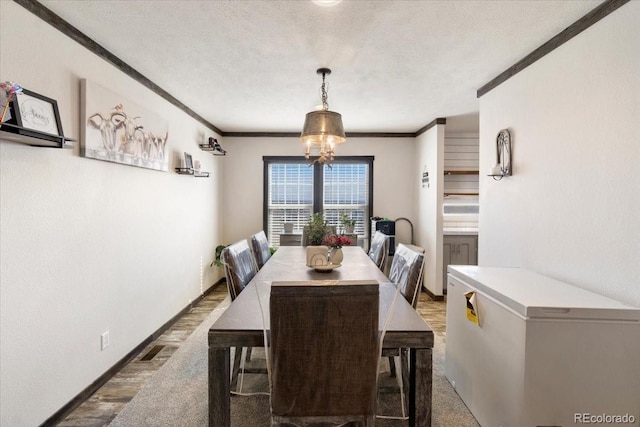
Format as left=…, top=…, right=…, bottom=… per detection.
left=311, top=0, right=343, bottom=7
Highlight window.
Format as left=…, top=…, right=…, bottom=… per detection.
left=264, top=156, right=373, bottom=247
left=264, top=162, right=314, bottom=247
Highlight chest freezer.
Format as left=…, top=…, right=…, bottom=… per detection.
left=445, top=266, right=640, bottom=427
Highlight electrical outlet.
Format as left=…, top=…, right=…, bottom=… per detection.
left=101, top=331, right=110, bottom=350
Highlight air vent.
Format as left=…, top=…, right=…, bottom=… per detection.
left=140, top=345, right=165, bottom=361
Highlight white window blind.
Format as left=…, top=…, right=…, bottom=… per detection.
left=267, top=163, right=313, bottom=246
left=265, top=158, right=372, bottom=248
left=323, top=163, right=369, bottom=241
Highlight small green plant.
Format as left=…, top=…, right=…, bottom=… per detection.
left=210, top=244, right=228, bottom=267
left=339, top=212, right=356, bottom=232
left=306, top=211, right=330, bottom=245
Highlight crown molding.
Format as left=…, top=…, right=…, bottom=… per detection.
left=16, top=0, right=450, bottom=138
left=477, top=0, right=630, bottom=98
left=415, top=118, right=447, bottom=136
left=13, top=0, right=223, bottom=135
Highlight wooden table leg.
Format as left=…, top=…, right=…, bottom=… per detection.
left=409, top=347, right=432, bottom=426
left=209, top=346, right=231, bottom=427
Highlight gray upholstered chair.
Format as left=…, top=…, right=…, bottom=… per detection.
left=368, top=231, right=390, bottom=271
left=382, top=243, right=425, bottom=418
left=388, top=243, right=425, bottom=309
left=250, top=230, right=271, bottom=270
left=221, top=239, right=260, bottom=390
left=268, top=281, right=380, bottom=426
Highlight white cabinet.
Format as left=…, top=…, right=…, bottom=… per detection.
left=445, top=266, right=640, bottom=427
left=443, top=235, right=477, bottom=291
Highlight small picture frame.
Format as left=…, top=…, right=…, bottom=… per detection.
left=8, top=88, right=64, bottom=140
left=184, top=152, right=193, bottom=170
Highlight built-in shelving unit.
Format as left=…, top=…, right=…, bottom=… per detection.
left=444, top=170, right=479, bottom=175
left=444, top=170, right=479, bottom=196
left=175, top=167, right=210, bottom=178
left=443, top=134, right=480, bottom=197
left=0, top=123, right=75, bottom=148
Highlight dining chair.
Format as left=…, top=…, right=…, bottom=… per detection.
left=268, top=281, right=381, bottom=426
left=221, top=239, right=260, bottom=391
left=381, top=243, right=425, bottom=419
left=388, top=243, right=425, bottom=309
left=221, top=239, right=258, bottom=301
left=249, top=230, right=271, bottom=270
left=368, top=231, right=390, bottom=271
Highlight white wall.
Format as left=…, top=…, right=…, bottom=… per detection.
left=222, top=136, right=417, bottom=246
left=479, top=2, right=640, bottom=307
left=0, top=3, right=224, bottom=425
left=415, top=125, right=445, bottom=296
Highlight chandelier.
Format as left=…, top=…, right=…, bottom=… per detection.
left=301, top=68, right=346, bottom=165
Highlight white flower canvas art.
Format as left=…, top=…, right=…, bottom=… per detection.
left=80, top=79, right=169, bottom=171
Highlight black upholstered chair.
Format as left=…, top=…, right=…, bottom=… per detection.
left=268, top=281, right=380, bottom=426
left=368, top=231, right=390, bottom=271
left=249, top=230, right=271, bottom=270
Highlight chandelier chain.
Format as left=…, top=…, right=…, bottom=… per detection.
left=321, top=72, right=328, bottom=110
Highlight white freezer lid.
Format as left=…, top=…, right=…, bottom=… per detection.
left=448, top=266, right=640, bottom=321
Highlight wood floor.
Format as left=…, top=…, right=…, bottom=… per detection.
left=58, top=284, right=447, bottom=426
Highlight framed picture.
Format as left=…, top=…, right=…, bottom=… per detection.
left=9, top=88, right=64, bottom=140
left=184, top=152, right=193, bottom=170
left=81, top=79, right=169, bottom=171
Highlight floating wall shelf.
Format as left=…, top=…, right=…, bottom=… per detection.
left=175, top=167, right=210, bottom=178
left=0, top=123, right=74, bottom=148
left=198, top=143, right=226, bottom=156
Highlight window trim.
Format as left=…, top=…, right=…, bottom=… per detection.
left=263, top=156, right=374, bottom=242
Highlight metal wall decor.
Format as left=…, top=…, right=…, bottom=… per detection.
left=488, top=128, right=512, bottom=181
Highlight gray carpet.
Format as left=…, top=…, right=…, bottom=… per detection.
left=110, top=298, right=478, bottom=426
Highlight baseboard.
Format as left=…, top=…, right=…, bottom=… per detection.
left=423, top=287, right=445, bottom=301
left=151, top=278, right=224, bottom=340
left=40, top=278, right=226, bottom=426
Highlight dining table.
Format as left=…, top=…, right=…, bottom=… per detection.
left=208, top=246, right=433, bottom=426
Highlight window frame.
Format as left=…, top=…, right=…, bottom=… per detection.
left=263, top=155, right=374, bottom=246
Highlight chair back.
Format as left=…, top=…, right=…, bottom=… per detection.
left=269, top=281, right=380, bottom=424
left=388, top=243, right=425, bottom=308
left=368, top=231, right=390, bottom=271
left=221, top=239, right=258, bottom=300
left=250, top=230, right=271, bottom=269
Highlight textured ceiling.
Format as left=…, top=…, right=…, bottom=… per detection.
left=39, top=0, right=602, bottom=134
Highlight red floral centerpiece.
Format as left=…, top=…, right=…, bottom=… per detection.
left=322, top=234, right=351, bottom=265
left=322, top=234, right=352, bottom=249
